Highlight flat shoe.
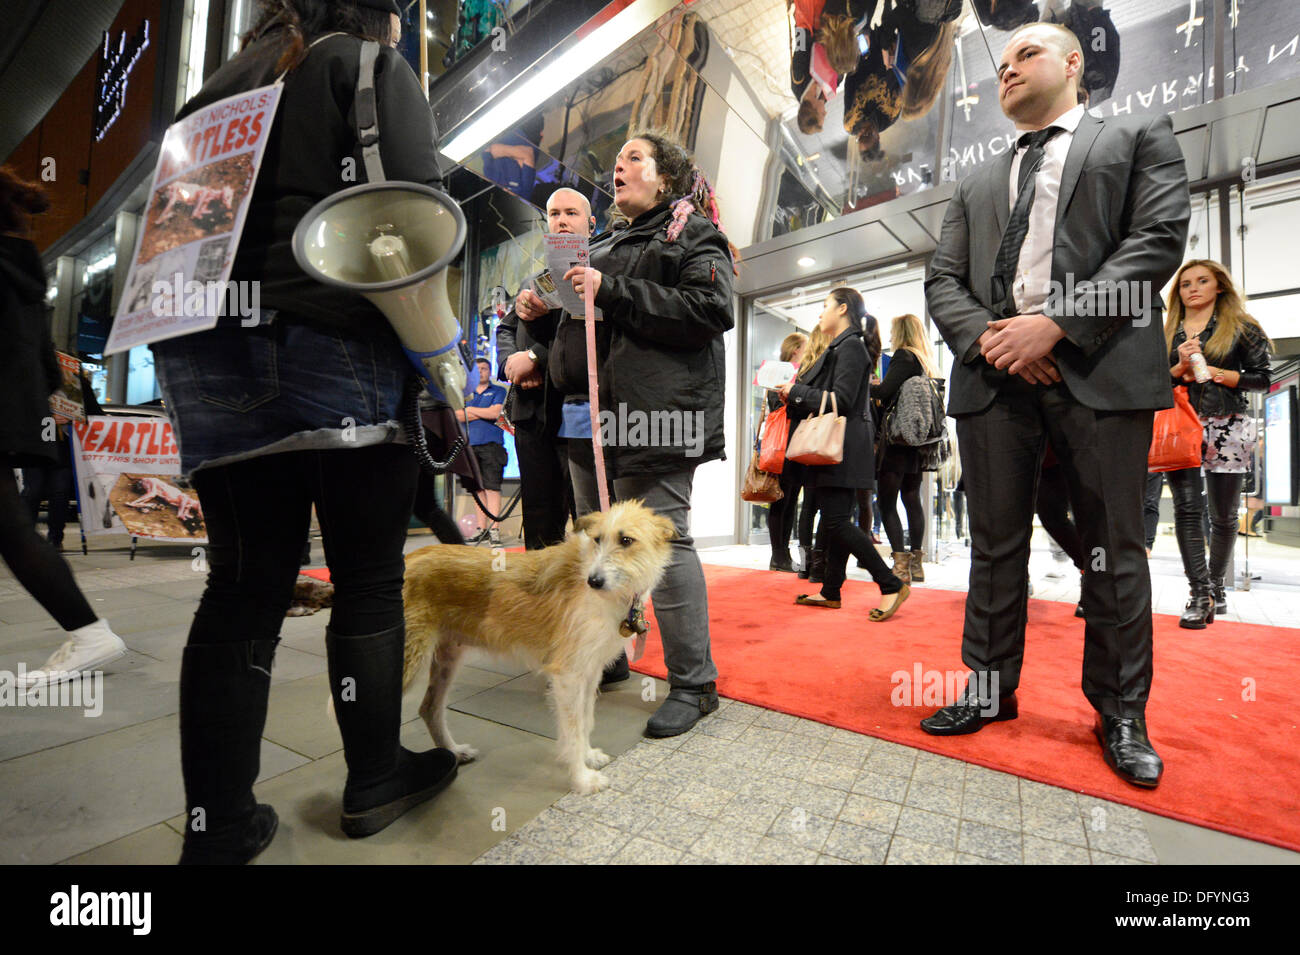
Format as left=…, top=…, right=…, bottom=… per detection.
left=794, top=594, right=840, bottom=609
left=869, top=584, right=910, bottom=622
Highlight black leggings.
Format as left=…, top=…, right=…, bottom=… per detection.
left=1166, top=467, right=1242, bottom=587
left=0, top=468, right=97, bottom=631
left=818, top=486, right=903, bottom=601
left=767, top=463, right=803, bottom=557
left=877, top=468, right=924, bottom=552
left=187, top=444, right=419, bottom=644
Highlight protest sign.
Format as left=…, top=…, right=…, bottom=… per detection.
left=105, top=83, right=282, bottom=353
left=71, top=415, right=207, bottom=543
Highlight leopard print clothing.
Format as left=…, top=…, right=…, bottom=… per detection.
left=1201, top=413, right=1256, bottom=474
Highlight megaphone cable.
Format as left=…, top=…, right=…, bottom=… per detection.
left=401, top=378, right=524, bottom=527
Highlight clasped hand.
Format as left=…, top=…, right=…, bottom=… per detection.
left=980, top=314, right=1066, bottom=385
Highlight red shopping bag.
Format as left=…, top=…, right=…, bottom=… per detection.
left=758, top=404, right=789, bottom=474
left=1148, top=386, right=1203, bottom=473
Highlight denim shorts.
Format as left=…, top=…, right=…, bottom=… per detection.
left=152, top=316, right=413, bottom=478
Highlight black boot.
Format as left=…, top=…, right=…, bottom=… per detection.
left=808, top=548, right=827, bottom=584
left=1210, top=578, right=1227, bottom=616
left=326, top=625, right=459, bottom=838
left=797, top=546, right=811, bottom=579
left=1179, top=584, right=1216, bottom=629
left=178, top=640, right=279, bottom=865
left=601, top=651, right=630, bottom=686
left=769, top=550, right=795, bottom=572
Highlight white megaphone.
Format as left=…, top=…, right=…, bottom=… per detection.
left=292, top=181, right=474, bottom=409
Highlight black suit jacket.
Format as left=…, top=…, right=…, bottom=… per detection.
left=496, top=296, right=561, bottom=435
left=925, top=111, right=1191, bottom=416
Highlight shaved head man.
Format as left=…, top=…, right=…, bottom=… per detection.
left=544, top=187, right=595, bottom=237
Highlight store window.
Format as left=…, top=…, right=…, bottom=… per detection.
left=126, top=345, right=162, bottom=406
left=743, top=262, right=934, bottom=544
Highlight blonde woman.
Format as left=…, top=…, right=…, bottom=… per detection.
left=1164, top=260, right=1272, bottom=628
left=767, top=331, right=808, bottom=571
left=874, top=313, right=939, bottom=583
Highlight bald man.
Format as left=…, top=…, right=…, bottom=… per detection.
left=496, top=187, right=595, bottom=550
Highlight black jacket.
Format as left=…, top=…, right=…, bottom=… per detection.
left=1169, top=314, right=1272, bottom=418
left=571, top=202, right=733, bottom=475
left=787, top=326, right=875, bottom=489
left=0, top=236, right=60, bottom=466
left=496, top=297, right=562, bottom=435
left=174, top=30, right=442, bottom=335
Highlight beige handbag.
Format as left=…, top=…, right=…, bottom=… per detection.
left=786, top=390, right=845, bottom=466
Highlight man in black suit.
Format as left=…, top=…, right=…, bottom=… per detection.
left=497, top=188, right=595, bottom=551
left=922, top=22, right=1190, bottom=788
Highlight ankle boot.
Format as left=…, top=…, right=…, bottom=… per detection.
left=908, top=550, right=925, bottom=583
left=808, top=548, right=827, bottom=583
left=1211, top=577, right=1227, bottom=616
left=797, top=546, right=811, bottom=579
left=891, top=551, right=912, bottom=584
left=326, top=625, right=459, bottom=838
left=178, top=640, right=279, bottom=865
left=1179, top=584, right=1216, bottom=630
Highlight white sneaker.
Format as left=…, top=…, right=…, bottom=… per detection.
left=1045, top=558, right=1071, bottom=580
left=489, top=528, right=502, bottom=547
left=18, top=619, right=126, bottom=690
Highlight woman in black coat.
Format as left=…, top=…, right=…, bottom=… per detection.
left=776, top=288, right=908, bottom=620
left=0, top=166, right=126, bottom=689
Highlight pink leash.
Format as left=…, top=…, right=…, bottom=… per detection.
left=583, top=269, right=611, bottom=513
left=583, top=268, right=646, bottom=662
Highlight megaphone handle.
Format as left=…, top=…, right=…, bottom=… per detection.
left=583, top=268, right=610, bottom=514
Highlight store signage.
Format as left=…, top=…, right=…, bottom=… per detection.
left=94, top=19, right=151, bottom=142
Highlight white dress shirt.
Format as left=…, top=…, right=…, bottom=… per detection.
left=1008, top=103, right=1086, bottom=315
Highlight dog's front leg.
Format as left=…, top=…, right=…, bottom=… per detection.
left=551, top=672, right=608, bottom=794
left=582, top=673, right=611, bottom=770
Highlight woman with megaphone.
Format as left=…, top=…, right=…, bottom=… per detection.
left=555, top=131, right=735, bottom=739
left=150, top=0, right=458, bottom=864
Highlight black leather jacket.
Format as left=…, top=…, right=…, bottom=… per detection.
left=1169, top=313, right=1271, bottom=417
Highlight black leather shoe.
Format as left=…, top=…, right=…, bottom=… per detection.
left=920, top=693, right=1018, bottom=736
left=769, top=554, right=795, bottom=572
left=645, top=682, right=719, bottom=737
left=1074, top=602, right=1085, bottom=619
left=600, top=652, right=630, bottom=687
left=1095, top=715, right=1163, bottom=788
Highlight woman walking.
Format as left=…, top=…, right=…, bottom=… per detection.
left=777, top=288, right=908, bottom=620
left=1, top=166, right=126, bottom=690
left=1164, top=260, right=1272, bottom=628
left=874, top=313, right=939, bottom=584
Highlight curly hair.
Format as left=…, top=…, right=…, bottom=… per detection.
left=625, top=129, right=741, bottom=269
left=244, top=0, right=394, bottom=73
left=0, top=165, right=51, bottom=236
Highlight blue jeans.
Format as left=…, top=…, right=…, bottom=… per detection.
left=152, top=317, right=412, bottom=478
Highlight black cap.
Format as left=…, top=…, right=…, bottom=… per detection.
left=352, top=0, right=402, bottom=16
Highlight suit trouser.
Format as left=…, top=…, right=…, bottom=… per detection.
left=513, top=426, right=571, bottom=550
left=955, top=378, right=1154, bottom=718
left=568, top=439, right=717, bottom=689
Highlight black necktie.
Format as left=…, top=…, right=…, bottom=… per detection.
left=992, top=127, right=1063, bottom=315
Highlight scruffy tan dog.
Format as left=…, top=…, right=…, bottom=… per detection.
left=402, top=500, right=675, bottom=794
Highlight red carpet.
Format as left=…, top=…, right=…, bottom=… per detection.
left=301, top=562, right=1300, bottom=851
left=624, top=565, right=1300, bottom=853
